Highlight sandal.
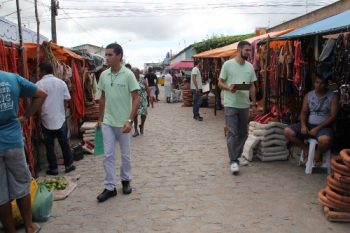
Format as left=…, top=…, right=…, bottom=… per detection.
left=314, top=154, right=322, bottom=167
left=34, top=223, right=41, bottom=233
left=300, top=153, right=308, bottom=165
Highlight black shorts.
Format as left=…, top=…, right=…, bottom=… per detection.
left=288, top=122, right=333, bottom=140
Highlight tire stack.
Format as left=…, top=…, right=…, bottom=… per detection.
left=181, top=86, right=192, bottom=107
left=318, top=149, right=350, bottom=222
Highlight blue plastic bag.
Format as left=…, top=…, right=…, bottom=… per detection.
left=32, top=183, right=53, bottom=222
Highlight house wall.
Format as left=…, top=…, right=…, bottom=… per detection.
left=171, top=53, right=186, bottom=64
left=170, top=47, right=196, bottom=65
left=268, top=0, right=350, bottom=32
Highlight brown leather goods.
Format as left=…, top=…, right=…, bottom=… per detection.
left=318, top=189, right=350, bottom=211
left=325, top=187, right=350, bottom=206
left=332, top=171, right=350, bottom=185
left=324, top=206, right=350, bottom=222
left=327, top=175, right=350, bottom=195
left=331, top=156, right=350, bottom=177
left=340, top=149, right=350, bottom=168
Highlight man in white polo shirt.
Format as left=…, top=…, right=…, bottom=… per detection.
left=37, top=61, right=76, bottom=175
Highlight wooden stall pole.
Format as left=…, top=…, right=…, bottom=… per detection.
left=16, top=0, right=26, bottom=77
left=263, top=36, right=271, bottom=114
left=34, top=0, right=40, bottom=81
left=51, top=0, right=57, bottom=43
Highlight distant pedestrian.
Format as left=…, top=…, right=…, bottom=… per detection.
left=164, top=71, right=173, bottom=103
left=125, top=63, right=132, bottom=69
left=191, top=60, right=203, bottom=121
left=132, top=67, right=149, bottom=137
left=37, top=61, right=76, bottom=175
left=218, top=41, right=257, bottom=175
left=0, top=70, right=47, bottom=233
left=97, top=43, right=140, bottom=202
left=145, top=67, right=158, bottom=108
left=155, top=78, right=160, bottom=102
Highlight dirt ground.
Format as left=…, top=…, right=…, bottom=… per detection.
left=5, top=88, right=349, bottom=233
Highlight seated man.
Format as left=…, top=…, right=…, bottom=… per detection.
left=284, top=75, right=339, bottom=166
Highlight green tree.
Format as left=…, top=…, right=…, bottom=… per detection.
left=192, top=33, right=255, bottom=53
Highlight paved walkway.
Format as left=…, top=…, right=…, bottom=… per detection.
left=8, top=91, right=349, bottom=233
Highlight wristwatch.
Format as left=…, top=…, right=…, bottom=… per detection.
left=127, top=119, right=133, bottom=124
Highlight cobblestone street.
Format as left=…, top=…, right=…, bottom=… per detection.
left=9, top=94, right=350, bottom=233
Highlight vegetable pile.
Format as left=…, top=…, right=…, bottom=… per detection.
left=42, top=177, right=68, bottom=192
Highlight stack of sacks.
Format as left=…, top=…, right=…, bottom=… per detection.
left=241, top=133, right=260, bottom=161
left=242, top=121, right=289, bottom=162
left=80, top=122, right=98, bottom=154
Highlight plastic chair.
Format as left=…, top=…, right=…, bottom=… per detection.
left=299, top=138, right=331, bottom=174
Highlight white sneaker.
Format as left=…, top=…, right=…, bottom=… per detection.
left=238, top=157, right=249, bottom=166
left=230, top=162, right=239, bottom=175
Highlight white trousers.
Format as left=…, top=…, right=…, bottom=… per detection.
left=102, top=124, right=132, bottom=191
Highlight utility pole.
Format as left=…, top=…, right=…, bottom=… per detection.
left=16, top=0, right=26, bottom=77
left=51, top=0, right=58, bottom=43
left=35, top=0, right=40, bottom=81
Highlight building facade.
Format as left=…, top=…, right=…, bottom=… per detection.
left=170, top=45, right=196, bottom=65
left=268, top=0, right=350, bottom=32
left=0, top=17, right=48, bottom=43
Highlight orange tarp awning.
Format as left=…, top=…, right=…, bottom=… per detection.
left=24, top=42, right=84, bottom=62
left=193, top=29, right=294, bottom=59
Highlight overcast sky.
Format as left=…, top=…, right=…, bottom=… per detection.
left=0, top=0, right=339, bottom=68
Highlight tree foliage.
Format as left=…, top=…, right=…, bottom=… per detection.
left=192, top=33, right=255, bottom=53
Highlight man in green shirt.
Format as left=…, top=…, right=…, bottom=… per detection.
left=97, top=43, right=140, bottom=202
left=219, top=41, right=257, bottom=175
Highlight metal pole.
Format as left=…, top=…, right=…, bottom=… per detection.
left=263, top=36, right=271, bottom=114
left=16, top=0, right=26, bottom=77
left=51, top=0, right=57, bottom=43
left=35, top=0, right=40, bottom=81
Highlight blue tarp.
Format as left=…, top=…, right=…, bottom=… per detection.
left=275, top=10, right=350, bottom=39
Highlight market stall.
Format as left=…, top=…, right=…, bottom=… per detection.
left=169, top=61, right=194, bottom=106
left=253, top=10, right=350, bottom=221
left=0, top=39, right=87, bottom=176
left=261, top=9, right=350, bottom=149
left=192, top=29, right=294, bottom=115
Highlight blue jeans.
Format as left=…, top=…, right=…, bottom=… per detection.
left=225, top=107, right=249, bottom=163
left=41, top=121, right=74, bottom=170
left=192, top=89, right=202, bottom=117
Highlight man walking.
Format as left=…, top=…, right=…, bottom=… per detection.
left=219, top=41, right=257, bottom=175
left=37, top=62, right=76, bottom=175
left=191, top=60, right=203, bottom=121
left=97, top=43, right=140, bottom=202
left=0, top=70, right=47, bottom=233
left=145, top=67, right=158, bottom=108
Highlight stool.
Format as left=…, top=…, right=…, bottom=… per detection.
left=299, top=138, right=331, bottom=174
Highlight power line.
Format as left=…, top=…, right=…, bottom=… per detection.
left=0, top=6, right=35, bottom=17
left=59, top=8, right=102, bottom=45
